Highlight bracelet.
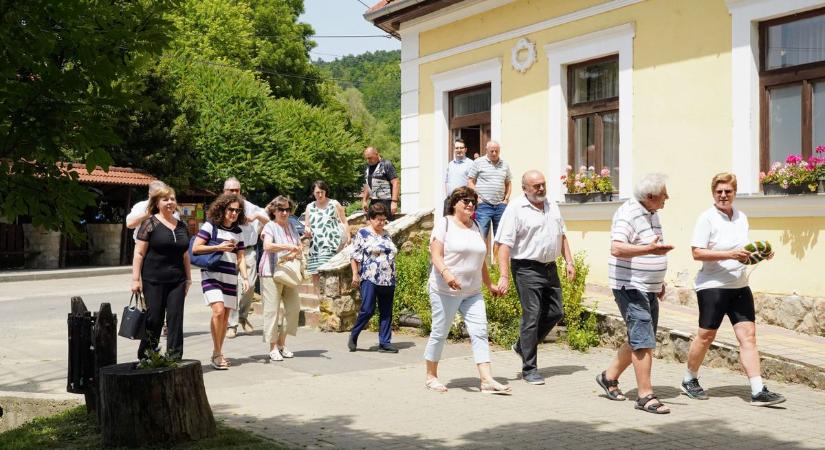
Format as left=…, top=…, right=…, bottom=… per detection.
left=440, top=267, right=449, bottom=276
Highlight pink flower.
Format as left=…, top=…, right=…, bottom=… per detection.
left=566, top=165, right=573, bottom=171
left=574, top=181, right=585, bottom=189
left=600, top=167, right=610, bottom=177
left=786, top=154, right=802, bottom=164
left=759, top=171, right=766, bottom=181
left=560, top=175, right=567, bottom=181
left=770, top=162, right=782, bottom=171
left=781, top=180, right=789, bottom=189
left=816, top=145, right=825, bottom=154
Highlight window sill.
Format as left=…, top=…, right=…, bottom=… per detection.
left=736, top=193, right=825, bottom=218
left=557, top=200, right=623, bottom=221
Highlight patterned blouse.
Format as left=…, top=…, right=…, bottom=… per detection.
left=350, top=227, right=397, bottom=286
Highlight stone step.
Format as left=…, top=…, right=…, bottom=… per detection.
left=584, top=290, right=825, bottom=390
left=299, top=308, right=321, bottom=329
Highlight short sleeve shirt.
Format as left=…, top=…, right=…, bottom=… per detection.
left=444, top=158, right=473, bottom=195
left=136, top=216, right=190, bottom=283
left=428, top=217, right=487, bottom=295
left=494, top=195, right=567, bottom=263
left=607, top=199, right=668, bottom=293
left=240, top=200, right=266, bottom=247
left=466, top=156, right=511, bottom=205
left=692, top=206, right=750, bottom=290
left=259, top=221, right=301, bottom=277
left=365, top=159, right=398, bottom=201
left=350, top=227, right=397, bottom=286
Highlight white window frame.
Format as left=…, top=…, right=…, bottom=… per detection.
left=727, top=0, right=825, bottom=193
left=545, top=23, right=635, bottom=202
left=430, top=58, right=502, bottom=218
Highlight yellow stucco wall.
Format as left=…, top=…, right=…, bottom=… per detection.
left=413, top=0, right=825, bottom=296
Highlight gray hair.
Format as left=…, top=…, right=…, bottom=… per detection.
left=633, top=173, right=668, bottom=200
left=147, top=180, right=168, bottom=196
left=223, top=177, right=241, bottom=190
left=486, top=140, right=500, bottom=150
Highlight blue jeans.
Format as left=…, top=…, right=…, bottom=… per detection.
left=350, top=281, right=395, bottom=346
left=476, top=202, right=507, bottom=241
left=613, top=287, right=659, bottom=350
left=424, top=290, right=490, bottom=364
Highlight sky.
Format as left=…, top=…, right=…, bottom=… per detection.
left=299, top=0, right=401, bottom=62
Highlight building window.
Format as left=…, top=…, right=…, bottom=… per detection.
left=449, top=84, right=491, bottom=161
left=567, top=56, right=619, bottom=191
left=759, top=7, right=825, bottom=171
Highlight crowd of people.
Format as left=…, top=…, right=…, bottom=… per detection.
left=127, top=141, right=786, bottom=411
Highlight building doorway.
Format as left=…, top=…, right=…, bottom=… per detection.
left=449, top=84, right=491, bottom=161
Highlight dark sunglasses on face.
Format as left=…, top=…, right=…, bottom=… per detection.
left=227, top=207, right=242, bottom=213
left=276, top=207, right=291, bottom=213
left=458, top=198, right=477, bottom=206
left=714, top=189, right=734, bottom=195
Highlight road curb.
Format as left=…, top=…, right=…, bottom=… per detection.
left=0, top=266, right=132, bottom=283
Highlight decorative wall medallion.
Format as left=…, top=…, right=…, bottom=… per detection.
left=511, top=38, right=536, bottom=73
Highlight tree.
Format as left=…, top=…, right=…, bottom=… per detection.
left=0, top=0, right=178, bottom=235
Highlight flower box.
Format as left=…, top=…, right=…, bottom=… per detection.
left=762, top=183, right=806, bottom=195
left=564, top=192, right=614, bottom=203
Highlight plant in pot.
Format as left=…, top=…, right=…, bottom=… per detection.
left=562, top=166, right=615, bottom=203
left=759, top=154, right=818, bottom=195
left=814, top=145, right=825, bottom=194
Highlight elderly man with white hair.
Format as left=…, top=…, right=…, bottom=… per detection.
left=595, top=173, right=674, bottom=414
left=126, top=180, right=179, bottom=239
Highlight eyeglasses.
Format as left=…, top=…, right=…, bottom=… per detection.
left=276, top=207, right=291, bottom=213
left=227, top=207, right=242, bottom=213
left=458, top=198, right=477, bottom=206
left=454, top=146, right=466, bottom=150
left=714, top=189, right=734, bottom=195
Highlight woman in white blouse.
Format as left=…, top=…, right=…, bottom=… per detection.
left=424, top=186, right=511, bottom=395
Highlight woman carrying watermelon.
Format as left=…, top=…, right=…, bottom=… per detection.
left=680, top=172, right=785, bottom=407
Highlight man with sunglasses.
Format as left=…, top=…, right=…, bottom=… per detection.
left=494, top=170, right=574, bottom=386
left=223, top=177, right=270, bottom=339
left=443, top=138, right=473, bottom=214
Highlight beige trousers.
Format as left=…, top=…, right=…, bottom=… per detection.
left=260, top=276, right=300, bottom=344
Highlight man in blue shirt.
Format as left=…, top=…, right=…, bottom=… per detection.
left=443, top=139, right=473, bottom=215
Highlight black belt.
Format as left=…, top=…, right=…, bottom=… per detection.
left=511, top=258, right=557, bottom=267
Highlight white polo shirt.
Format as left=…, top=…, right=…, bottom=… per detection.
left=240, top=200, right=266, bottom=248
left=494, top=195, right=566, bottom=263
left=607, top=199, right=668, bottom=293
left=692, top=206, right=750, bottom=291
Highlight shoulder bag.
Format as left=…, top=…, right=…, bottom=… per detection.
left=118, top=293, right=147, bottom=340
left=188, top=221, right=223, bottom=270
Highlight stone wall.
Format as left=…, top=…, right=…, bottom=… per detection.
left=316, top=209, right=434, bottom=332
left=22, top=224, right=60, bottom=269
left=592, top=309, right=825, bottom=390
left=589, top=283, right=825, bottom=337
left=87, top=224, right=123, bottom=266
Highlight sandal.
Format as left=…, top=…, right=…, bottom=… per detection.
left=220, top=354, right=231, bottom=367
left=211, top=354, right=229, bottom=370
left=480, top=380, right=512, bottom=395
left=635, top=394, right=670, bottom=414
left=425, top=378, right=448, bottom=393
left=596, top=371, right=626, bottom=401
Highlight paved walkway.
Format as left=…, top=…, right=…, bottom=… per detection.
left=3, top=272, right=825, bottom=449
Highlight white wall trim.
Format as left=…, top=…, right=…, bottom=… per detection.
left=431, top=58, right=502, bottom=216
left=545, top=23, right=635, bottom=202
left=399, top=29, right=421, bottom=213
left=400, top=0, right=515, bottom=34
left=404, top=0, right=643, bottom=67
left=736, top=194, right=825, bottom=217
left=727, top=0, right=825, bottom=194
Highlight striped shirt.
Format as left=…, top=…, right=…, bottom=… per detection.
left=197, top=222, right=244, bottom=308
left=467, top=156, right=511, bottom=205
left=259, top=220, right=301, bottom=277
left=607, top=199, right=668, bottom=293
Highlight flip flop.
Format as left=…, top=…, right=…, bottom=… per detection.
left=425, top=378, right=448, bottom=393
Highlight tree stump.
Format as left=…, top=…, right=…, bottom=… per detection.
left=99, top=360, right=216, bottom=447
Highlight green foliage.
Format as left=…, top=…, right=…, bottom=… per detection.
left=0, top=406, right=281, bottom=449
left=556, top=253, right=600, bottom=351
left=391, top=238, right=599, bottom=351
left=0, top=0, right=178, bottom=236
left=137, top=346, right=179, bottom=370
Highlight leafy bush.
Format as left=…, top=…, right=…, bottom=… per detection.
left=390, top=237, right=599, bottom=351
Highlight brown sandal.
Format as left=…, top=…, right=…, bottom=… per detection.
left=635, top=394, right=670, bottom=414
left=596, top=371, right=626, bottom=401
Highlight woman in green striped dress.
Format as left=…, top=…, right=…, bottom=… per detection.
left=304, top=181, right=350, bottom=290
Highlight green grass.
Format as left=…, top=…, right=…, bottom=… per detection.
left=0, top=406, right=285, bottom=449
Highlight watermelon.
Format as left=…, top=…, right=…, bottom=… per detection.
left=743, top=240, right=772, bottom=265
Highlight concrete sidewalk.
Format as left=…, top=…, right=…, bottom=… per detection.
left=0, top=266, right=131, bottom=283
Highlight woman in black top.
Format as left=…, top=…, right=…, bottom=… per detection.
left=131, top=185, right=191, bottom=360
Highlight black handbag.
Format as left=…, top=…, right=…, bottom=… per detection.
left=118, top=293, right=147, bottom=340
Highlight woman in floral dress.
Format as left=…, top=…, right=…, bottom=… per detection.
left=304, top=180, right=349, bottom=291
left=347, top=202, right=398, bottom=353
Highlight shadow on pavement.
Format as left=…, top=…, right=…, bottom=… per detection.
left=209, top=406, right=809, bottom=449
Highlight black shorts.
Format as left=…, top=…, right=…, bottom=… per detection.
left=697, top=286, right=756, bottom=330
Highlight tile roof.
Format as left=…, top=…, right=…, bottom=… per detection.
left=368, top=0, right=391, bottom=13
left=63, top=163, right=157, bottom=187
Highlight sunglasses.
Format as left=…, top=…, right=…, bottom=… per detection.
left=458, top=198, right=477, bottom=206
left=276, top=207, right=291, bottom=213
left=714, top=189, right=734, bottom=195
left=227, top=207, right=242, bottom=214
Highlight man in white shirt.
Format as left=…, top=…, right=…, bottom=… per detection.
left=443, top=139, right=473, bottom=215
left=126, top=180, right=179, bottom=240
left=223, top=177, right=270, bottom=338
left=595, top=173, right=673, bottom=414
left=494, top=170, right=575, bottom=386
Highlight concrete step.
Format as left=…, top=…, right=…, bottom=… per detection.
left=299, top=293, right=320, bottom=310
left=299, top=308, right=321, bottom=328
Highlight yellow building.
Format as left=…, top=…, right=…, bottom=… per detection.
left=365, top=0, right=825, bottom=300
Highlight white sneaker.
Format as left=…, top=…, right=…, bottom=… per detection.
left=269, top=349, right=283, bottom=361
left=278, top=346, right=294, bottom=358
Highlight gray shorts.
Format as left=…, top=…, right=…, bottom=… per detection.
left=613, top=287, right=659, bottom=350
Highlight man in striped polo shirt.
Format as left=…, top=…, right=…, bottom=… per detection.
left=595, top=173, right=674, bottom=414
left=467, top=140, right=511, bottom=245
